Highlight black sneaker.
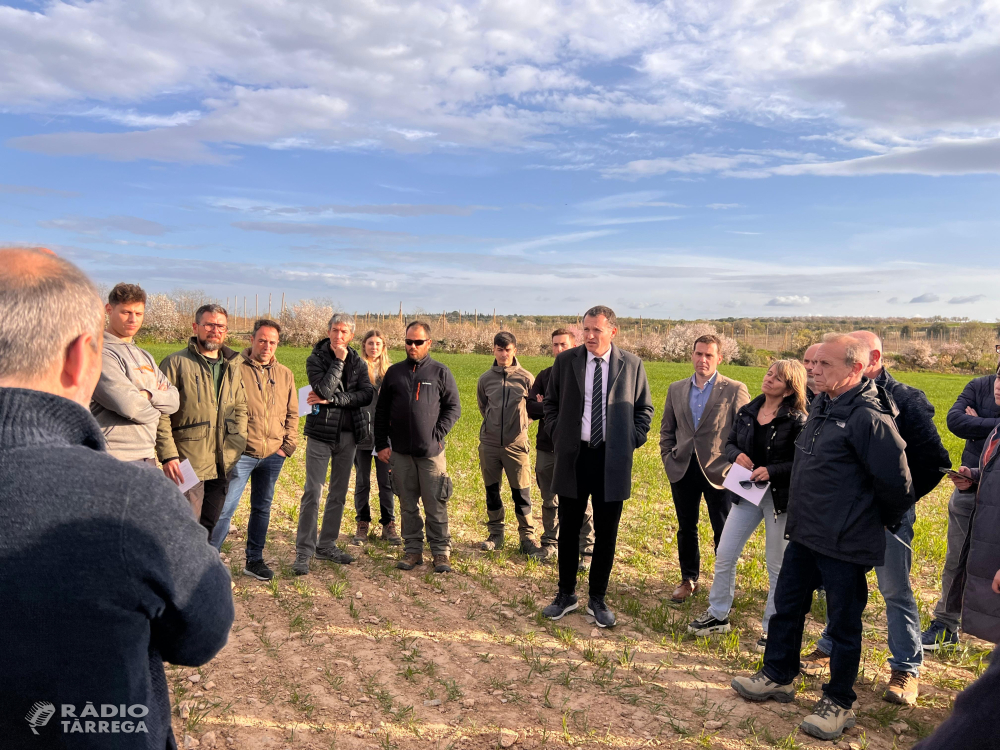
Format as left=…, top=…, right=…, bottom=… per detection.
left=921, top=620, right=959, bottom=651
left=243, top=559, right=274, bottom=581
left=542, top=592, right=579, bottom=620
left=688, top=611, right=732, bottom=636
left=587, top=596, right=616, bottom=628
left=315, top=547, right=355, bottom=565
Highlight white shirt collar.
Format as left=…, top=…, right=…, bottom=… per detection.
left=587, top=347, right=611, bottom=363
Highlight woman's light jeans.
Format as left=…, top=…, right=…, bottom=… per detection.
left=706, top=489, right=787, bottom=634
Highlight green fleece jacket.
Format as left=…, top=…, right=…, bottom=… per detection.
left=156, top=339, right=248, bottom=481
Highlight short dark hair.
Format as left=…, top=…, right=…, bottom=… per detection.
left=551, top=327, right=576, bottom=343
left=583, top=305, right=617, bottom=328
left=195, top=303, right=228, bottom=324
left=107, top=282, right=146, bottom=306
left=693, top=333, right=723, bottom=353
left=406, top=320, right=431, bottom=338
left=494, top=331, right=517, bottom=348
left=252, top=318, right=281, bottom=337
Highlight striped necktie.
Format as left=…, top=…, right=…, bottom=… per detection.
left=591, top=357, right=604, bottom=447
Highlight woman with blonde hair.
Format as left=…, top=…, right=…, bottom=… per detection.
left=351, top=329, right=400, bottom=545
left=688, top=359, right=809, bottom=651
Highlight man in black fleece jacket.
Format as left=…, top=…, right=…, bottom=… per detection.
left=374, top=322, right=460, bottom=572
left=0, top=248, right=233, bottom=750
left=525, top=328, right=594, bottom=562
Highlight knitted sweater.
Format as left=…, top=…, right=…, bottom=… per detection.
left=0, top=387, right=234, bottom=749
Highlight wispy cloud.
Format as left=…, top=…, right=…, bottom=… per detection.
left=0, top=183, right=78, bottom=198
left=209, top=198, right=497, bottom=218
left=493, top=230, right=616, bottom=255
left=949, top=294, right=987, bottom=304
left=577, top=191, right=685, bottom=211
left=766, top=295, right=810, bottom=307
left=726, top=230, right=760, bottom=235
left=707, top=203, right=741, bottom=209
left=569, top=215, right=680, bottom=227
left=910, top=292, right=940, bottom=303
left=232, top=221, right=412, bottom=241
left=39, top=215, right=168, bottom=236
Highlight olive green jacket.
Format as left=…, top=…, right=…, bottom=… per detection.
left=155, top=339, right=249, bottom=480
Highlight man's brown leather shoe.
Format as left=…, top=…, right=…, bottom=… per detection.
left=670, top=579, right=700, bottom=604
left=396, top=552, right=423, bottom=570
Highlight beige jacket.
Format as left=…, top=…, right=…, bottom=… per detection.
left=477, top=357, right=535, bottom=448
left=659, top=372, right=750, bottom=487
left=239, top=348, right=299, bottom=459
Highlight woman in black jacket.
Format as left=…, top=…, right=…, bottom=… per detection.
left=688, top=359, right=808, bottom=651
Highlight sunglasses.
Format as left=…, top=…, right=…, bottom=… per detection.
left=739, top=480, right=769, bottom=489
left=404, top=339, right=429, bottom=346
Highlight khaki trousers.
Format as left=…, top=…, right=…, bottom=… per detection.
left=479, top=440, right=535, bottom=540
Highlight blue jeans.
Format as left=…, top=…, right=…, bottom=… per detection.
left=763, top=541, right=869, bottom=709
left=209, top=452, right=285, bottom=561
left=816, top=507, right=921, bottom=675
left=706, top=490, right=788, bottom=634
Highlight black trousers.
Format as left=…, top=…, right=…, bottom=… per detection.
left=184, top=474, right=230, bottom=537
left=557, top=443, right=623, bottom=600
left=670, top=455, right=731, bottom=581
left=763, top=541, right=869, bottom=709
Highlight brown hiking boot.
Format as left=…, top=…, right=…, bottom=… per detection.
left=381, top=521, right=402, bottom=546
left=883, top=670, right=918, bottom=705
left=432, top=554, right=452, bottom=573
left=800, top=647, right=831, bottom=676
left=396, top=552, right=423, bottom=570
left=670, top=579, right=700, bottom=604
left=352, top=520, right=370, bottom=545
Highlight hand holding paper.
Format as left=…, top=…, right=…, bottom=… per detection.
left=723, top=462, right=770, bottom=506
left=298, top=385, right=313, bottom=417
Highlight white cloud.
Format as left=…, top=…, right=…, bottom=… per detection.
left=766, top=295, right=810, bottom=307
left=707, top=203, right=741, bottom=209
left=604, top=154, right=766, bottom=179
left=39, top=215, right=168, bottom=236
left=3, top=0, right=997, bottom=165
left=493, top=230, right=616, bottom=255
left=910, top=293, right=940, bottom=303
left=949, top=294, right=986, bottom=304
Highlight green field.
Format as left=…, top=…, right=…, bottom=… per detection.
left=149, top=342, right=986, bottom=746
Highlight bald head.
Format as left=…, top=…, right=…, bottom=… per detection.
left=0, top=248, right=104, bottom=404
left=849, top=330, right=884, bottom=379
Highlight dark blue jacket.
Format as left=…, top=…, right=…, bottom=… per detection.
left=0, top=388, right=234, bottom=749
left=304, top=339, right=374, bottom=446
left=875, top=369, right=949, bottom=500
left=786, top=379, right=914, bottom=568
left=947, top=374, right=1000, bottom=468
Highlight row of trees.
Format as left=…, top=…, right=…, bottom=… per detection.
left=129, top=291, right=997, bottom=373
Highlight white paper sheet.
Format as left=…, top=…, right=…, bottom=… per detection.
left=176, top=458, right=200, bottom=494
left=722, top=462, right=770, bottom=506
left=298, top=385, right=313, bottom=417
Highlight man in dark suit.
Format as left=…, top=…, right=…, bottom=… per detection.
left=540, top=305, right=654, bottom=627
left=660, top=334, right=750, bottom=603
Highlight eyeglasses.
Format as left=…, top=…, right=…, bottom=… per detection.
left=201, top=323, right=228, bottom=331
left=739, top=480, right=769, bottom=489
left=404, top=339, right=428, bottom=346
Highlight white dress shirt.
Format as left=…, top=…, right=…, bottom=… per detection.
left=581, top=349, right=610, bottom=442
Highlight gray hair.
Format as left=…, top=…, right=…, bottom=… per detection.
left=822, top=332, right=869, bottom=367
left=195, top=303, right=228, bottom=324
left=583, top=305, right=617, bottom=328
left=327, top=312, right=355, bottom=333
left=0, top=248, right=104, bottom=380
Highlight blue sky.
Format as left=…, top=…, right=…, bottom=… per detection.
left=1, top=0, right=999, bottom=318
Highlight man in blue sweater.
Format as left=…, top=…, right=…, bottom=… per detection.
left=0, top=248, right=234, bottom=749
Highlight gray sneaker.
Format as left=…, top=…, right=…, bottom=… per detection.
left=292, top=555, right=310, bottom=576
left=315, top=547, right=355, bottom=565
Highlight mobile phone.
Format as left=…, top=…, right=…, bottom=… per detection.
left=940, top=467, right=966, bottom=479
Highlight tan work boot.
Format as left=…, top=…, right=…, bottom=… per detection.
left=799, top=695, right=855, bottom=741
left=800, top=647, right=831, bottom=676
left=396, top=552, right=423, bottom=570
left=731, top=671, right=796, bottom=704
left=352, top=520, right=370, bottom=545
left=432, top=554, right=452, bottom=573
left=381, top=521, right=402, bottom=546
left=883, top=669, right=918, bottom=705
